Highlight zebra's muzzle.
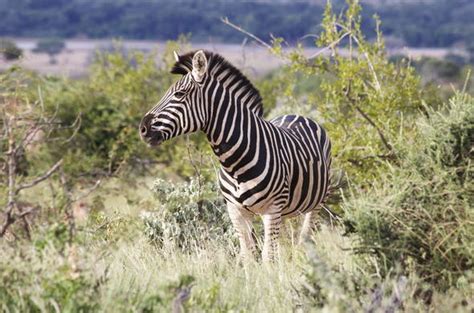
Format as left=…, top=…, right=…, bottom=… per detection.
left=144, top=131, right=164, bottom=147
left=140, top=114, right=165, bottom=147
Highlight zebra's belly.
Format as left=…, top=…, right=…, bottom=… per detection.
left=218, top=170, right=283, bottom=214
left=218, top=157, right=328, bottom=216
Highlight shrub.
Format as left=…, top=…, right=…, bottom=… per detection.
left=270, top=0, right=430, bottom=185
left=37, top=38, right=215, bottom=181
left=141, top=178, right=233, bottom=249
left=0, top=244, right=101, bottom=312
left=33, top=38, right=65, bottom=64
left=0, top=39, right=23, bottom=60
left=344, top=93, right=474, bottom=290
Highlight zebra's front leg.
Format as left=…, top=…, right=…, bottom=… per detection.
left=227, top=203, right=256, bottom=260
left=262, top=213, right=282, bottom=262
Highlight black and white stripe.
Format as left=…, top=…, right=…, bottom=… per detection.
left=140, top=50, right=332, bottom=261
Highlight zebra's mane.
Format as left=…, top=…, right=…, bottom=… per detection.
left=171, top=50, right=263, bottom=116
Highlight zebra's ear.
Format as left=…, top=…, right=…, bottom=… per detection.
left=191, top=50, right=207, bottom=82
left=173, top=51, right=180, bottom=62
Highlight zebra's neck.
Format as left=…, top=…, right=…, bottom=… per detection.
left=202, top=84, right=266, bottom=177
left=186, top=53, right=266, bottom=177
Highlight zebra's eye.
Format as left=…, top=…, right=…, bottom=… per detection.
left=174, top=91, right=186, bottom=99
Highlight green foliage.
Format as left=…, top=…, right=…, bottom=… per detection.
left=344, top=93, right=474, bottom=290
left=33, top=38, right=65, bottom=64
left=38, top=39, right=211, bottom=179
left=142, top=178, right=233, bottom=249
left=33, top=38, right=65, bottom=56
left=0, top=38, right=22, bottom=60
left=0, top=244, right=101, bottom=312
left=279, top=0, right=427, bottom=184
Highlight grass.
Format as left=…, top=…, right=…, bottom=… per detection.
left=1, top=177, right=472, bottom=312
left=1, top=95, right=473, bottom=312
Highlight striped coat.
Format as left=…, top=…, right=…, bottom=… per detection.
left=140, top=50, right=331, bottom=261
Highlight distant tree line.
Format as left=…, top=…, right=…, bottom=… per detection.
left=0, top=0, right=473, bottom=48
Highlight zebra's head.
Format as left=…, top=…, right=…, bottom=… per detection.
left=139, top=50, right=209, bottom=146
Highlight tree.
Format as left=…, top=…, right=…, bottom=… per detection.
left=0, top=39, right=22, bottom=61
left=225, top=0, right=426, bottom=184
left=0, top=71, right=63, bottom=238
left=33, top=38, right=65, bottom=64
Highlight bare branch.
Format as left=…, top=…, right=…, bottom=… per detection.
left=62, top=112, right=82, bottom=144
left=72, top=179, right=101, bottom=202
left=185, top=135, right=203, bottom=200
left=16, top=159, right=63, bottom=193
left=17, top=205, right=38, bottom=219
left=353, top=105, right=393, bottom=153
left=299, top=33, right=319, bottom=40
left=307, top=31, right=351, bottom=59
left=221, top=17, right=274, bottom=51
left=221, top=17, right=338, bottom=74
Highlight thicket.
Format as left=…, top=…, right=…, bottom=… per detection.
left=344, top=93, right=473, bottom=290
left=261, top=1, right=426, bottom=184
left=28, top=38, right=213, bottom=180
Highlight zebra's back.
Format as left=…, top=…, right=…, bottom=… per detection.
left=270, top=115, right=332, bottom=217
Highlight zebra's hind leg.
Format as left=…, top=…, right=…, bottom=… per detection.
left=298, top=210, right=319, bottom=245
left=262, top=213, right=282, bottom=262
left=227, top=203, right=256, bottom=260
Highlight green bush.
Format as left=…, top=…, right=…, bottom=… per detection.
left=269, top=0, right=430, bottom=185
left=0, top=244, right=101, bottom=312
left=0, top=39, right=22, bottom=60
left=141, top=178, right=233, bottom=249
left=344, top=93, right=474, bottom=290
left=33, top=38, right=65, bottom=64
left=36, top=39, right=212, bottom=180
left=40, top=47, right=168, bottom=176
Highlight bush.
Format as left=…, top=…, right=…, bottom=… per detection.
left=0, top=39, right=22, bottom=60
left=271, top=0, right=429, bottom=185
left=35, top=38, right=215, bottom=181
left=33, top=38, right=65, bottom=64
left=0, top=244, right=101, bottom=312
left=344, top=93, right=474, bottom=290
left=141, top=178, right=233, bottom=249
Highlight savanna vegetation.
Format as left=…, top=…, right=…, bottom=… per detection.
left=1, top=1, right=473, bottom=312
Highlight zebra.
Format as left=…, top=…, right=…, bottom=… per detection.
left=139, top=50, right=332, bottom=262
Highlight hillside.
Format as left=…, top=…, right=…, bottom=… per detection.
left=1, top=0, right=473, bottom=48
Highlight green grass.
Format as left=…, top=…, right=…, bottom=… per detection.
left=2, top=213, right=471, bottom=312
left=2, top=96, right=473, bottom=312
